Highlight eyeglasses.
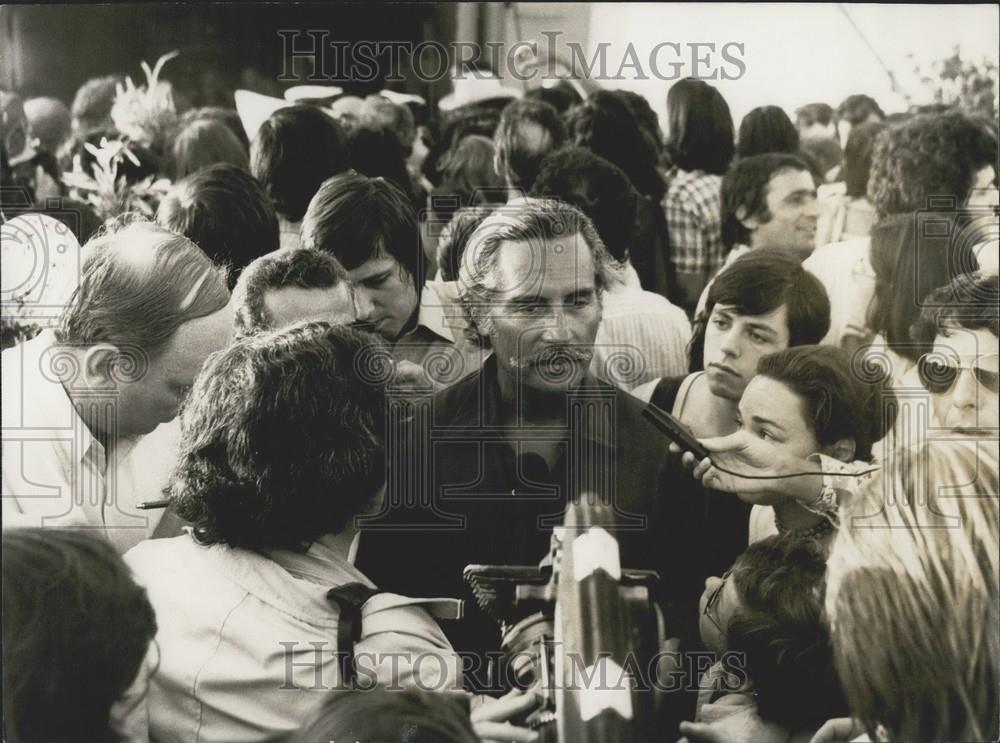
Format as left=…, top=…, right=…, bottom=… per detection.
left=917, top=353, right=1000, bottom=395
left=703, top=569, right=731, bottom=635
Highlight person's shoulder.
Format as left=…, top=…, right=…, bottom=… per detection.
left=124, top=534, right=196, bottom=576
left=805, top=235, right=870, bottom=269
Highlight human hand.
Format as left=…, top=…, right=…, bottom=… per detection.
left=670, top=430, right=817, bottom=495
left=678, top=720, right=739, bottom=743
left=470, top=689, right=540, bottom=742
left=810, top=717, right=865, bottom=743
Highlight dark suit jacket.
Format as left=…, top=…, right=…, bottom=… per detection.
left=356, top=357, right=695, bottom=681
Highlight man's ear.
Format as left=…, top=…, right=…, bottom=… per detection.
left=823, top=437, right=856, bottom=463
left=82, top=343, right=121, bottom=389
left=736, top=204, right=758, bottom=229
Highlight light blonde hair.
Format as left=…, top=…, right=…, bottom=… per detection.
left=826, top=436, right=999, bottom=742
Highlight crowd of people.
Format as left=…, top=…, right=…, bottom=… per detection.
left=1, top=50, right=998, bottom=743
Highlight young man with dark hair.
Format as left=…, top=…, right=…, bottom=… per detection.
left=157, top=163, right=280, bottom=287
left=631, top=250, right=831, bottom=642
left=1, top=221, right=232, bottom=551
left=691, top=153, right=819, bottom=317
left=805, top=111, right=999, bottom=348
left=232, top=248, right=356, bottom=336
left=250, top=105, right=351, bottom=251
left=492, top=97, right=567, bottom=194
left=301, top=172, right=483, bottom=389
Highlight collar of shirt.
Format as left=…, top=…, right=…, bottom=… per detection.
left=404, top=280, right=466, bottom=346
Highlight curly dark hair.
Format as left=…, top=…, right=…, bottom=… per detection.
left=867, top=111, right=998, bottom=218
left=232, top=248, right=347, bottom=336
left=567, top=90, right=665, bottom=199
left=250, top=105, right=351, bottom=222
left=157, top=163, right=279, bottom=287
left=727, top=536, right=849, bottom=732
left=169, top=321, right=388, bottom=551
left=531, top=145, right=638, bottom=263
left=2, top=528, right=157, bottom=743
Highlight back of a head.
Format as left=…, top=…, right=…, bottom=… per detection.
left=158, top=163, right=279, bottom=286
left=302, top=172, right=421, bottom=285
left=737, top=105, right=800, bottom=159
left=720, top=153, right=811, bottom=250
left=728, top=535, right=848, bottom=732
left=250, top=105, right=351, bottom=222
left=2, top=528, right=157, bottom=743
left=23, top=96, right=72, bottom=155
left=827, top=437, right=999, bottom=742
left=796, top=102, right=834, bottom=130
left=836, top=94, right=885, bottom=127
left=494, top=98, right=567, bottom=190
left=169, top=321, right=387, bottom=552
left=531, top=145, right=638, bottom=263
left=757, top=345, right=892, bottom=462
left=179, top=106, right=251, bottom=152
left=71, top=74, right=125, bottom=134
left=524, top=81, right=583, bottom=115
left=171, top=118, right=249, bottom=180
left=347, top=126, right=414, bottom=200
left=568, top=90, right=665, bottom=198
left=841, top=121, right=885, bottom=198
left=436, top=134, right=506, bottom=205
left=665, top=77, right=735, bottom=175
left=867, top=213, right=980, bottom=362
left=360, top=94, right=416, bottom=155
left=57, top=220, right=230, bottom=357
left=867, top=111, right=998, bottom=218
left=295, top=689, right=480, bottom=743
left=232, top=248, right=345, bottom=336
left=707, top=249, right=830, bottom=344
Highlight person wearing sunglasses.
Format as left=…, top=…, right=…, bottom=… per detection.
left=911, top=272, right=999, bottom=431
left=679, top=536, right=847, bottom=743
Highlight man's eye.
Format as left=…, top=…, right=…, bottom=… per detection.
left=758, top=430, right=772, bottom=441
left=750, top=331, right=768, bottom=344
left=514, top=304, right=540, bottom=315
left=364, top=274, right=390, bottom=288
left=711, top=317, right=730, bottom=329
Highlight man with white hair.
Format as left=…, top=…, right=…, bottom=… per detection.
left=356, top=199, right=681, bottom=690
left=2, top=221, right=232, bottom=552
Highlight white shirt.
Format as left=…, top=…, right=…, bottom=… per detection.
left=2, top=330, right=178, bottom=553
left=803, top=236, right=873, bottom=347
left=593, top=264, right=692, bottom=389
left=126, top=534, right=461, bottom=743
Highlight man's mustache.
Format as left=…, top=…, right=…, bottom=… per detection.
left=521, top=345, right=594, bottom=367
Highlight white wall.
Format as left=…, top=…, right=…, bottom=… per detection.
left=584, top=3, right=999, bottom=134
